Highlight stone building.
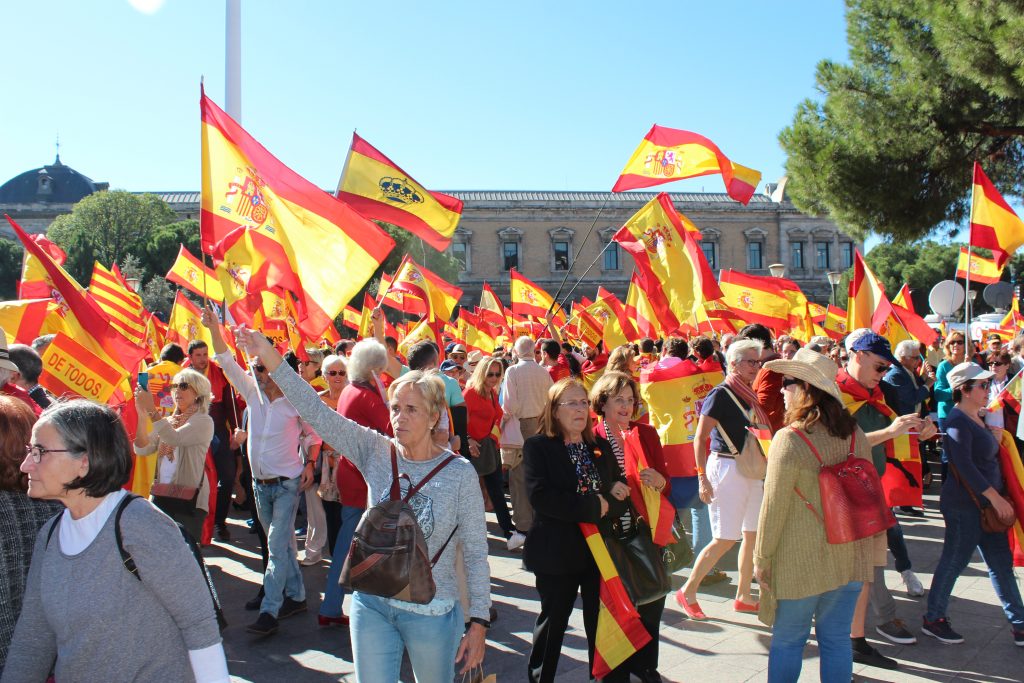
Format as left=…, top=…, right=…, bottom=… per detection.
left=0, top=158, right=859, bottom=309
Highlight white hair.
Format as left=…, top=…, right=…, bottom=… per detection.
left=0, top=368, right=13, bottom=386
left=726, top=338, right=763, bottom=370
left=347, top=339, right=387, bottom=383
left=514, top=336, right=535, bottom=358
left=894, top=340, right=921, bottom=360
left=844, top=328, right=873, bottom=352
left=321, top=354, right=346, bottom=371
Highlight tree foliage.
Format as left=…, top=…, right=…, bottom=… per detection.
left=780, top=0, right=1024, bottom=242
left=0, top=238, right=22, bottom=300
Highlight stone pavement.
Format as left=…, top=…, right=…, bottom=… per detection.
left=205, top=485, right=1024, bottom=682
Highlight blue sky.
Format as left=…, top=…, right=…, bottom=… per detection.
left=2, top=1, right=849, bottom=197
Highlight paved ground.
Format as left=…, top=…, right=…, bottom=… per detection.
left=205, top=481, right=1024, bottom=682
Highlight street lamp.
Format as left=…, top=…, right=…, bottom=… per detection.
left=827, top=271, right=842, bottom=307
left=125, top=277, right=140, bottom=293
left=968, top=289, right=978, bottom=330
left=768, top=263, right=786, bottom=278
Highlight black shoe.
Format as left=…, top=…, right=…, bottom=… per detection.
left=246, top=612, right=278, bottom=636
left=899, top=506, right=925, bottom=517
left=215, top=523, right=231, bottom=540
left=279, top=597, right=307, bottom=619
left=852, top=645, right=898, bottom=670
left=244, top=591, right=265, bottom=611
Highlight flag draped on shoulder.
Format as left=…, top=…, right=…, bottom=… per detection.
left=200, top=89, right=394, bottom=338
left=612, top=125, right=761, bottom=204
left=613, top=194, right=721, bottom=335
left=166, top=244, right=225, bottom=301
left=970, top=163, right=1024, bottom=270
left=621, top=428, right=675, bottom=546
left=336, top=133, right=463, bottom=250
left=955, top=246, right=1003, bottom=284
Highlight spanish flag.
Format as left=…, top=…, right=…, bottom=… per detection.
left=591, top=287, right=640, bottom=349
left=377, top=270, right=425, bottom=314
left=478, top=282, right=509, bottom=333
left=990, top=369, right=1023, bottom=414
left=510, top=268, right=565, bottom=322
left=821, top=305, right=849, bottom=341
left=847, top=249, right=894, bottom=333
left=336, top=132, right=463, bottom=251
left=19, top=234, right=67, bottom=299
left=38, top=333, right=125, bottom=404
left=460, top=309, right=498, bottom=354
left=621, top=427, right=675, bottom=547
left=200, top=89, right=394, bottom=338
left=612, top=125, right=761, bottom=204
left=996, top=431, right=1024, bottom=567
left=626, top=273, right=658, bottom=339
left=970, top=162, right=1024, bottom=270
left=0, top=298, right=68, bottom=346
left=166, top=244, right=225, bottom=301
left=166, top=291, right=214, bottom=351
left=388, top=256, right=462, bottom=322
left=570, top=302, right=603, bottom=349
left=955, top=246, right=1004, bottom=285
left=717, top=270, right=792, bottom=331
left=613, top=194, right=722, bottom=335
left=341, top=305, right=361, bottom=331
left=88, top=262, right=147, bottom=345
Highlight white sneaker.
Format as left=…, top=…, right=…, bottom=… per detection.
left=506, top=531, right=527, bottom=551
left=902, top=569, right=925, bottom=597
left=300, top=553, right=322, bottom=566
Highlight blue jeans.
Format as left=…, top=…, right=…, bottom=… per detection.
left=670, top=476, right=712, bottom=558
left=350, top=591, right=463, bottom=683
left=319, top=505, right=364, bottom=618
left=926, top=502, right=1024, bottom=629
left=253, top=476, right=305, bottom=617
left=768, top=581, right=862, bottom=683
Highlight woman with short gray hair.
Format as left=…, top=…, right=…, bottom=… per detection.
left=347, top=338, right=389, bottom=384
left=3, top=400, right=227, bottom=683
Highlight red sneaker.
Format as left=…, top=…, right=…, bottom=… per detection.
left=675, top=589, right=708, bottom=620
left=317, top=614, right=350, bottom=628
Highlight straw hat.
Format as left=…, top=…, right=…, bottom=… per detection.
left=762, top=347, right=842, bottom=401
left=0, top=327, right=18, bottom=373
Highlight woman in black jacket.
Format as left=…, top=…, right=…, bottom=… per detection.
left=524, top=377, right=630, bottom=683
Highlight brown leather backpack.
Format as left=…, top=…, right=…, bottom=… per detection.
left=340, top=445, right=459, bottom=604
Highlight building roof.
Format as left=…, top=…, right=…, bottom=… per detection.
left=0, top=156, right=108, bottom=205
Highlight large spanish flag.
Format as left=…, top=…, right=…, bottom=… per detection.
left=336, top=133, right=463, bottom=251
left=200, top=89, right=394, bottom=338
left=955, top=246, right=1003, bottom=284
left=970, top=162, right=1024, bottom=270
left=166, top=244, right=225, bottom=301
left=613, top=194, right=722, bottom=335
left=717, top=269, right=793, bottom=331
left=612, top=125, right=761, bottom=204
left=19, top=234, right=67, bottom=299
left=640, top=357, right=724, bottom=477
left=510, top=268, right=564, bottom=322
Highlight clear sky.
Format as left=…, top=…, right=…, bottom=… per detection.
left=1, top=0, right=849, bottom=198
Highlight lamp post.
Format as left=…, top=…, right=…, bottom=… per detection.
left=968, top=289, right=977, bottom=337
left=126, top=277, right=140, bottom=293
left=827, top=271, right=842, bottom=307
left=768, top=263, right=786, bottom=278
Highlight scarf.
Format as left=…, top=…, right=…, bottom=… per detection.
left=723, top=373, right=770, bottom=428
left=158, top=409, right=197, bottom=460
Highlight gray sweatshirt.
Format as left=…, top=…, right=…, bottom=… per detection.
left=1, top=498, right=222, bottom=683
left=271, top=363, right=492, bottom=620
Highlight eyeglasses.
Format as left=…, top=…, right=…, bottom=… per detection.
left=25, top=444, right=71, bottom=463
left=737, top=359, right=762, bottom=367
left=781, top=377, right=802, bottom=389
left=325, top=370, right=347, bottom=377
left=252, top=365, right=266, bottom=373
left=486, top=372, right=502, bottom=378
left=172, top=382, right=192, bottom=391
left=558, top=399, right=591, bottom=410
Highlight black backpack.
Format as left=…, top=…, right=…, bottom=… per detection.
left=46, top=494, right=227, bottom=630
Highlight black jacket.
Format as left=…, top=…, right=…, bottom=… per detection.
left=522, top=434, right=627, bottom=575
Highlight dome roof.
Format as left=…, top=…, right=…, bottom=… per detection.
left=0, top=156, right=108, bottom=205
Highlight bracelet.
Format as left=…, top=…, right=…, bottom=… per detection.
left=468, top=617, right=491, bottom=629
left=695, top=467, right=705, bottom=476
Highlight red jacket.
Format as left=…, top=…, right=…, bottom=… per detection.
left=334, top=380, right=392, bottom=507
left=2, top=383, right=41, bottom=417
left=462, top=386, right=503, bottom=442
left=753, top=354, right=785, bottom=432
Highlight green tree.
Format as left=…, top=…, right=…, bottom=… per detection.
left=140, top=219, right=201, bottom=279
left=46, top=190, right=179, bottom=284
left=0, top=238, right=22, bottom=300
left=780, top=0, right=1024, bottom=242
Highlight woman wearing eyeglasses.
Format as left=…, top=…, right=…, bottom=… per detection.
left=984, top=351, right=1016, bottom=435
left=463, top=356, right=514, bottom=540
left=133, top=369, right=215, bottom=542
left=314, top=355, right=348, bottom=566
left=933, top=332, right=967, bottom=478
left=923, top=362, right=1024, bottom=646
left=524, top=377, right=629, bottom=682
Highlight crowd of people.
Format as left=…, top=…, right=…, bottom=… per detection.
left=1, top=310, right=1023, bottom=682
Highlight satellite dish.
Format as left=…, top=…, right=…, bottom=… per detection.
left=983, top=281, right=1014, bottom=311
left=929, top=280, right=965, bottom=317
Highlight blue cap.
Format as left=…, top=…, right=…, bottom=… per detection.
left=439, top=359, right=460, bottom=371
left=849, top=332, right=899, bottom=366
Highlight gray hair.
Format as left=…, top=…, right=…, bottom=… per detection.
left=304, top=347, right=325, bottom=366
left=894, top=339, right=921, bottom=361
left=321, top=354, right=346, bottom=372
left=514, top=336, right=535, bottom=359
left=726, top=338, right=763, bottom=370
left=37, top=399, right=132, bottom=497
left=172, top=368, right=213, bottom=414
left=0, top=368, right=13, bottom=386
left=387, top=369, right=446, bottom=432
left=347, top=339, right=387, bottom=383
left=845, top=327, right=873, bottom=352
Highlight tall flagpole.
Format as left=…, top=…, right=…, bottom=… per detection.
left=963, top=169, right=980, bottom=345
left=225, top=0, right=242, bottom=122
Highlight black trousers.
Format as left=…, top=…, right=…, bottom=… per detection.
left=528, top=566, right=600, bottom=683
left=322, top=499, right=342, bottom=558
left=211, top=428, right=237, bottom=526
left=603, top=596, right=665, bottom=682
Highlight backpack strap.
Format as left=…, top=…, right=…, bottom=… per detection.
left=789, top=428, right=824, bottom=465
left=430, top=524, right=459, bottom=567
left=114, top=493, right=143, bottom=581
left=45, top=514, right=61, bottom=548
left=389, top=443, right=401, bottom=500
left=405, top=454, right=460, bottom=500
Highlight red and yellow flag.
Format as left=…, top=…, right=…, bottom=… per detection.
left=478, top=282, right=509, bottom=333
left=717, top=269, right=793, bottom=331
left=166, top=244, right=225, bottom=301
left=612, top=125, right=761, bottom=204
left=621, top=427, right=675, bottom=546
left=588, top=288, right=639, bottom=349
left=387, top=256, right=462, bottom=322
left=990, top=369, right=1023, bottom=414
left=847, top=249, right=896, bottom=334
left=821, top=305, right=849, bottom=341
left=0, top=298, right=69, bottom=346
left=996, top=431, right=1024, bottom=566
left=460, top=309, right=498, bottom=353
left=19, top=234, right=67, bottom=300
left=626, top=273, right=658, bottom=339
left=88, top=262, right=147, bottom=345
left=341, top=305, right=361, bottom=331
left=640, top=358, right=724, bottom=477
left=166, top=292, right=214, bottom=351
left=38, top=332, right=126, bottom=404
left=955, top=246, right=1004, bottom=284
left=613, top=194, right=722, bottom=335
left=569, top=303, right=603, bottom=349
left=200, top=89, right=394, bottom=338
left=970, top=162, right=1024, bottom=270
left=336, top=133, right=463, bottom=251
left=510, top=268, right=564, bottom=322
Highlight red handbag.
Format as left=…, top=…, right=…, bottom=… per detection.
left=791, top=428, right=897, bottom=544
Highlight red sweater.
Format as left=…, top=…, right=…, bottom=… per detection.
left=463, top=386, right=503, bottom=442
left=334, top=381, right=392, bottom=507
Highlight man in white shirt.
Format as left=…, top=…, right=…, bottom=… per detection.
left=202, top=306, right=321, bottom=637
left=499, top=335, right=553, bottom=551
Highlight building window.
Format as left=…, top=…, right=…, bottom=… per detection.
left=840, top=242, right=853, bottom=269
left=503, top=241, right=520, bottom=271
left=553, top=241, right=571, bottom=271
left=747, top=241, right=763, bottom=270
left=701, top=241, right=717, bottom=270
left=791, top=241, right=804, bottom=270
left=815, top=241, right=831, bottom=270
left=451, top=241, right=469, bottom=272
left=603, top=242, right=620, bottom=271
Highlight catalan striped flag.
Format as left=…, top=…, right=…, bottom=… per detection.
left=0, top=298, right=68, bottom=346
left=612, top=125, right=761, bottom=204
left=955, top=246, right=1004, bottom=284
left=88, top=262, right=147, bottom=344
left=621, top=427, right=675, bottom=546
left=996, top=431, right=1024, bottom=567
left=579, top=522, right=652, bottom=678
left=336, top=133, right=463, bottom=251
left=970, top=163, right=1024, bottom=270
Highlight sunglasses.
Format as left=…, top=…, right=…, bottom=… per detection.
left=991, top=361, right=1008, bottom=367
left=252, top=364, right=267, bottom=373
left=325, top=370, right=347, bottom=377
left=947, top=340, right=965, bottom=347
left=970, top=381, right=991, bottom=391
left=172, top=382, right=192, bottom=391
left=486, top=372, right=502, bottom=378
left=781, top=377, right=802, bottom=389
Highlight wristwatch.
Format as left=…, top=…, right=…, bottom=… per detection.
left=468, top=617, right=491, bottom=629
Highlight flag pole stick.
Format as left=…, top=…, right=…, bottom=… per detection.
left=963, top=172, right=981, bottom=346
left=558, top=239, right=616, bottom=311
left=548, top=195, right=610, bottom=318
